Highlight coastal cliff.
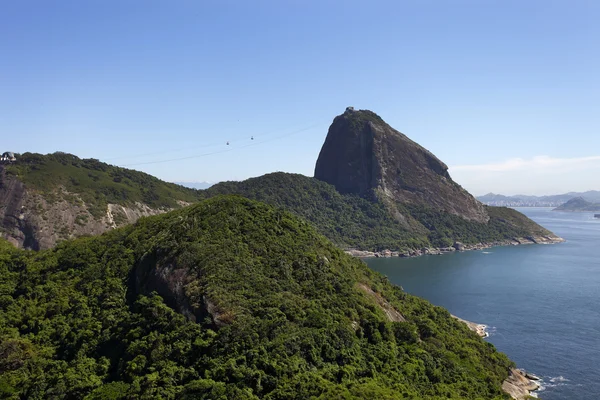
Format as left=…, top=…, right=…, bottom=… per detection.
left=502, top=369, right=541, bottom=399
left=453, top=317, right=540, bottom=399
left=315, top=107, right=488, bottom=223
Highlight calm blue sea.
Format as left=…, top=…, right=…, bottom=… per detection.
left=366, top=208, right=600, bottom=400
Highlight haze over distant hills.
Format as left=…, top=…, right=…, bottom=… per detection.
left=173, top=181, right=214, bottom=190
left=553, top=197, right=600, bottom=212
left=477, top=191, right=600, bottom=207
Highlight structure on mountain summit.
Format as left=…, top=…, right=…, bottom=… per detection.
left=1, top=152, right=16, bottom=163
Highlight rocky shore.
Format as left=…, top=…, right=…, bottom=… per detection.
left=502, top=368, right=541, bottom=399
left=354, top=240, right=554, bottom=400
left=452, top=315, right=488, bottom=338
left=345, top=235, right=565, bottom=259
left=454, top=317, right=540, bottom=399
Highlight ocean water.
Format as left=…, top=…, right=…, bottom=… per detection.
left=365, top=208, right=600, bottom=400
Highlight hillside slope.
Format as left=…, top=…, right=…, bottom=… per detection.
left=202, top=172, right=430, bottom=250
left=0, top=195, right=515, bottom=399
left=203, top=173, right=559, bottom=250
left=0, top=152, right=202, bottom=249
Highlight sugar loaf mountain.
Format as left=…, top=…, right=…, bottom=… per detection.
left=0, top=108, right=558, bottom=399
left=1, top=107, right=561, bottom=252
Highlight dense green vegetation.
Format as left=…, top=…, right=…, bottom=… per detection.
left=6, top=154, right=553, bottom=252
left=405, top=204, right=553, bottom=248
left=203, top=172, right=553, bottom=249
left=6, top=152, right=201, bottom=217
left=0, top=196, right=513, bottom=399
left=344, top=109, right=385, bottom=130
left=203, top=173, right=430, bottom=251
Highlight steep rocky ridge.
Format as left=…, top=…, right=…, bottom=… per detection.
left=0, top=153, right=200, bottom=249
left=0, top=166, right=31, bottom=248
left=315, top=107, right=489, bottom=223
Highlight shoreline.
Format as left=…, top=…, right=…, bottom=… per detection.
left=452, top=314, right=489, bottom=338
left=502, top=368, right=541, bottom=399
left=354, top=239, right=556, bottom=400
left=454, top=316, right=540, bottom=400
left=345, top=235, right=565, bottom=259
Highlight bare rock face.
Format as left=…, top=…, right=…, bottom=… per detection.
left=133, top=247, right=233, bottom=328
left=0, top=166, right=171, bottom=250
left=314, top=108, right=489, bottom=223
left=502, top=368, right=540, bottom=399
left=0, top=166, right=31, bottom=248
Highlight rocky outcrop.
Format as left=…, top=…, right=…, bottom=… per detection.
left=453, top=241, right=466, bottom=251
left=452, top=315, right=488, bottom=337
left=357, top=283, right=406, bottom=322
left=345, top=235, right=564, bottom=259
left=0, top=152, right=200, bottom=250
left=502, top=368, right=540, bottom=400
left=452, top=315, right=540, bottom=399
left=22, top=194, right=166, bottom=249
left=315, top=108, right=489, bottom=223
left=0, top=166, right=35, bottom=248
left=0, top=167, right=172, bottom=250
left=133, top=251, right=230, bottom=328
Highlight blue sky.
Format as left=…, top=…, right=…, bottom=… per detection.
left=2, top=1, right=599, bottom=195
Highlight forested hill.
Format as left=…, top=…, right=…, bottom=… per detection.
left=0, top=195, right=515, bottom=399
left=202, top=172, right=558, bottom=251
left=201, top=172, right=430, bottom=250
left=1, top=152, right=202, bottom=249
left=6, top=152, right=201, bottom=211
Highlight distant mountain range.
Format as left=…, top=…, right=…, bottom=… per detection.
left=477, top=191, right=600, bottom=207
left=173, top=181, right=214, bottom=190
